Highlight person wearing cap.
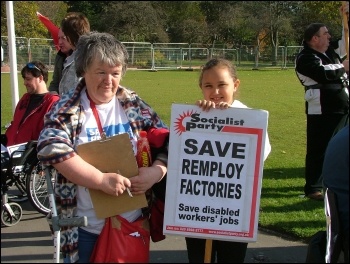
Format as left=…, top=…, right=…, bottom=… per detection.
left=4, top=61, right=59, bottom=146
left=295, top=3, right=349, bottom=201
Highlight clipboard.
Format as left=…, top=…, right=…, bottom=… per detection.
left=77, top=133, right=148, bottom=218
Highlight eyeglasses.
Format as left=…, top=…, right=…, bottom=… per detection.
left=27, top=63, right=42, bottom=74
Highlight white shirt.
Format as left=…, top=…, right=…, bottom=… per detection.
left=76, top=88, right=141, bottom=235
left=231, top=100, right=271, bottom=161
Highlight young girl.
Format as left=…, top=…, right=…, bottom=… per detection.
left=185, top=58, right=271, bottom=263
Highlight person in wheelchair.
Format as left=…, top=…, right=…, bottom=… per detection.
left=3, top=61, right=59, bottom=147
left=2, top=61, right=59, bottom=215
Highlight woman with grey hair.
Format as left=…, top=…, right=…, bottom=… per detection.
left=37, top=32, right=169, bottom=263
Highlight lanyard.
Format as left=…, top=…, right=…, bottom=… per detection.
left=86, top=92, right=107, bottom=140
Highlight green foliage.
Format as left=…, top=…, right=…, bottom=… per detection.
left=162, top=1, right=207, bottom=43
left=293, top=1, right=343, bottom=43
left=1, top=1, right=67, bottom=39
left=37, top=1, right=68, bottom=27
left=1, top=2, right=7, bottom=35
left=15, top=2, right=46, bottom=38
left=65, top=1, right=110, bottom=32
left=1, top=1, right=346, bottom=50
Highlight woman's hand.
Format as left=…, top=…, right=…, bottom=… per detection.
left=100, top=172, right=131, bottom=196
left=53, top=156, right=132, bottom=196
left=129, top=160, right=167, bottom=195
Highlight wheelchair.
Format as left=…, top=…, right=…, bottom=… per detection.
left=1, top=136, right=52, bottom=226
left=25, top=154, right=54, bottom=215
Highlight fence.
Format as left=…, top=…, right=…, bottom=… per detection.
left=1, top=36, right=302, bottom=70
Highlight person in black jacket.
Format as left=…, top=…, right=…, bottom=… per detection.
left=295, top=4, right=349, bottom=201
left=48, top=28, right=73, bottom=94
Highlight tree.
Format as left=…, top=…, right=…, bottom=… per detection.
left=199, top=1, right=263, bottom=49
left=1, top=0, right=345, bottom=65
left=292, top=1, right=343, bottom=45
left=1, top=1, right=49, bottom=39
left=160, top=1, right=207, bottom=44
left=65, top=1, right=111, bottom=31
left=1, top=1, right=7, bottom=36
left=227, top=1, right=295, bottom=67
left=266, top=1, right=296, bottom=66
left=199, top=1, right=233, bottom=47
left=91, top=1, right=168, bottom=43
left=36, top=1, right=68, bottom=28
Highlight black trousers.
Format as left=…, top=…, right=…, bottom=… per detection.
left=185, top=237, right=248, bottom=263
left=304, top=114, right=345, bottom=195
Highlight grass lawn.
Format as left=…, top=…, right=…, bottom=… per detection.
left=1, top=69, right=324, bottom=242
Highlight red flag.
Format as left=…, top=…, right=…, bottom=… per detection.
left=36, top=11, right=59, bottom=51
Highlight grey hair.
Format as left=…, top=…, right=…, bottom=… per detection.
left=75, top=31, right=129, bottom=77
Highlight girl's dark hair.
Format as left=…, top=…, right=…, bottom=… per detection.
left=199, top=58, right=238, bottom=87
left=61, top=12, right=90, bottom=48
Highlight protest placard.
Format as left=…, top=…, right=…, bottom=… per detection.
left=163, top=104, right=269, bottom=242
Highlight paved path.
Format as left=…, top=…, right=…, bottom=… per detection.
left=1, top=199, right=308, bottom=263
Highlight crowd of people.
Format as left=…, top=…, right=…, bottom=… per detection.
left=2, top=2, right=348, bottom=263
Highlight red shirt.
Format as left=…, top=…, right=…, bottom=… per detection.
left=5, top=92, right=59, bottom=146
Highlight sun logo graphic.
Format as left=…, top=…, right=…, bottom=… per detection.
left=174, top=110, right=196, bottom=135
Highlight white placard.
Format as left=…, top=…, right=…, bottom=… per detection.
left=163, top=104, right=269, bottom=242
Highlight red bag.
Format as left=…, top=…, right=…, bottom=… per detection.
left=90, top=215, right=150, bottom=263
left=149, top=196, right=166, bottom=242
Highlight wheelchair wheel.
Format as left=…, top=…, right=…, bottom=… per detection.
left=1, top=202, right=22, bottom=227
left=26, top=162, right=53, bottom=215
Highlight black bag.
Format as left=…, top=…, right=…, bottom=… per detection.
left=305, top=230, right=327, bottom=263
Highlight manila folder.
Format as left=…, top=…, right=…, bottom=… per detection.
left=77, top=133, right=147, bottom=218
